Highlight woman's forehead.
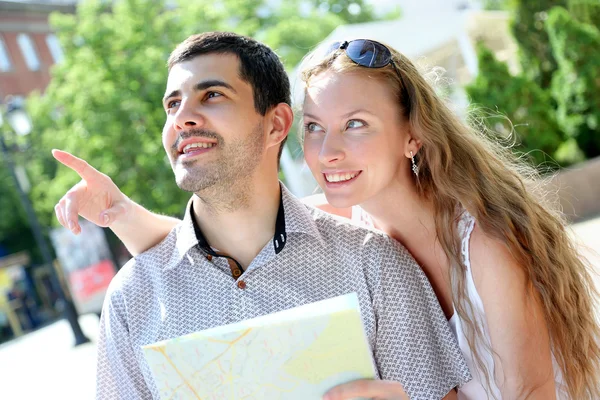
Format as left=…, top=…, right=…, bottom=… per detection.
left=303, top=71, right=396, bottom=112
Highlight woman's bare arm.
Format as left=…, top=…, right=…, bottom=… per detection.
left=109, top=203, right=180, bottom=256
left=469, top=224, right=557, bottom=399
left=53, top=150, right=180, bottom=256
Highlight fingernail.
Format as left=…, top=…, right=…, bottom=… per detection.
left=68, top=221, right=74, bottom=230
left=102, top=213, right=109, bottom=225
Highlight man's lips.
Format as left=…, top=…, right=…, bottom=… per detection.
left=177, top=137, right=218, bottom=154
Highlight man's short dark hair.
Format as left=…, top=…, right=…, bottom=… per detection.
left=168, top=32, right=291, bottom=164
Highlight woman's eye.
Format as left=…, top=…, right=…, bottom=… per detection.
left=346, top=119, right=365, bottom=129
left=305, top=122, right=324, bottom=133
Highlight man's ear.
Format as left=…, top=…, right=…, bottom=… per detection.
left=266, top=103, right=294, bottom=150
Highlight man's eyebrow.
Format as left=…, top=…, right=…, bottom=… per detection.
left=194, top=79, right=237, bottom=93
left=163, top=90, right=180, bottom=104
left=162, top=80, right=237, bottom=104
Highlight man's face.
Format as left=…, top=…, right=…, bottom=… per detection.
left=162, top=53, right=265, bottom=193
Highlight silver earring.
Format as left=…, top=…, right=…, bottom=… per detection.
left=410, top=151, right=419, bottom=177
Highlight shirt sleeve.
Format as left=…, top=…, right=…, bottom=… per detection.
left=96, top=273, right=153, bottom=399
left=366, top=233, right=472, bottom=400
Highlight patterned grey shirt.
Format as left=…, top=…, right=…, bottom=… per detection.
left=96, top=184, right=471, bottom=399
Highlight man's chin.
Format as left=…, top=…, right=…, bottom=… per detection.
left=175, top=183, right=198, bottom=193
left=172, top=166, right=210, bottom=191
left=174, top=175, right=214, bottom=193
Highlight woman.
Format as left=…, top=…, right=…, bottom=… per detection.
left=53, top=39, right=600, bottom=399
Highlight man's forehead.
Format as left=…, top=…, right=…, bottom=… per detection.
left=165, top=53, right=242, bottom=91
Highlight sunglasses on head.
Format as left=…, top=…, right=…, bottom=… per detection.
left=325, top=39, right=393, bottom=68
left=323, top=39, right=411, bottom=114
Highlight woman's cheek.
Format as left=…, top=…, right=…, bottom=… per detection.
left=303, top=140, right=320, bottom=167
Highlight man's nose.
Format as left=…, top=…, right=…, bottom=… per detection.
left=173, top=101, right=205, bottom=131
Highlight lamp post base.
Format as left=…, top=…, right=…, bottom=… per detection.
left=73, top=332, right=92, bottom=346
left=64, top=300, right=91, bottom=347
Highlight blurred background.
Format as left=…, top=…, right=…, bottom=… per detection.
left=0, top=0, right=598, bottom=398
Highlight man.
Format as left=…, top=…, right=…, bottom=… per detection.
left=55, top=32, right=469, bottom=399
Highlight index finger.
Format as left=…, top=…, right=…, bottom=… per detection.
left=52, top=149, right=98, bottom=180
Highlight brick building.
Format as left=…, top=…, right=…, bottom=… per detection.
left=0, top=0, right=76, bottom=99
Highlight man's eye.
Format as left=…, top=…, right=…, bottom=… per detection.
left=305, top=122, right=324, bottom=133
left=346, top=119, right=365, bottom=129
left=206, top=92, right=222, bottom=100
left=167, top=100, right=180, bottom=109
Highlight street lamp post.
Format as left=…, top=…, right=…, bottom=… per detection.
left=1, top=98, right=90, bottom=346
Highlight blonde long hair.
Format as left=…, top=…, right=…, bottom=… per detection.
left=300, top=42, right=600, bottom=399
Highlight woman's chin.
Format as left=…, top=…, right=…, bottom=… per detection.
left=322, top=191, right=361, bottom=210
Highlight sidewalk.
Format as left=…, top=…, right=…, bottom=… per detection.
left=0, top=313, right=99, bottom=399
left=1, top=217, right=599, bottom=399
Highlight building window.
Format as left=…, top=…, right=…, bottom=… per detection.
left=17, top=33, right=41, bottom=71
left=0, top=37, right=12, bottom=72
left=45, top=34, right=64, bottom=64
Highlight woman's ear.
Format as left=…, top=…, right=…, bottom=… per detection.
left=404, top=128, right=422, bottom=158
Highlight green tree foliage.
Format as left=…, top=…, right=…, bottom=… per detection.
left=467, top=1, right=599, bottom=167
left=509, top=0, right=568, bottom=89
left=13, top=0, right=387, bottom=242
left=482, top=0, right=510, bottom=11
left=465, top=44, right=565, bottom=166
left=309, top=0, right=377, bottom=24
left=0, top=163, right=37, bottom=256
left=546, top=6, right=600, bottom=157
left=509, top=0, right=599, bottom=89
left=260, top=4, right=345, bottom=69
left=568, top=0, right=600, bottom=26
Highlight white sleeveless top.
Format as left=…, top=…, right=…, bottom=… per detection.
left=351, top=206, right=568, bottom=399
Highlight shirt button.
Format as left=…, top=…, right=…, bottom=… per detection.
left=205, top=254, right=213, bottom=261
left=232, top=269, right=242, bottom=278
left=237, top=280, right=247, bottom=290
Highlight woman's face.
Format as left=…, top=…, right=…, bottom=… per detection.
left=303, top=70, right=413, bottom=209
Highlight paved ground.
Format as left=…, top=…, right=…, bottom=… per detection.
left=1, top=217, right=599, bottom=399
left=0, top=314, right=99, bottom=399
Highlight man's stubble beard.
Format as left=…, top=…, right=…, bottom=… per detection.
left=173, top=122, right=265, bottom=214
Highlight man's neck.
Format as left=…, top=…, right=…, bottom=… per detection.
left=192, top=176, right=281, bottom=269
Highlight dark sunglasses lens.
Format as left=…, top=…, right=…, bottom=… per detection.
left=346, top=40, right=391, bottom=68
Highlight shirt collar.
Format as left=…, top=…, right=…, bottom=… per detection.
left=279, top=183, right=321, bottom=239
left=174, top=182, right=321, bottom=259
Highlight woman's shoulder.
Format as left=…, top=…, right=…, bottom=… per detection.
left=466, top=213, right=528, bottom=298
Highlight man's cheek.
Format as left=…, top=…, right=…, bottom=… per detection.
left=162, top=125, right=175, bottom=155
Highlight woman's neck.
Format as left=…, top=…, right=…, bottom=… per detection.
left=359, top=181, right=436, bottom=247
left=360, top=180, right=455, bottom=318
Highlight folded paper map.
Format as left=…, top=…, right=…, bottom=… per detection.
left=142, top=292, right=376, bottom=400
